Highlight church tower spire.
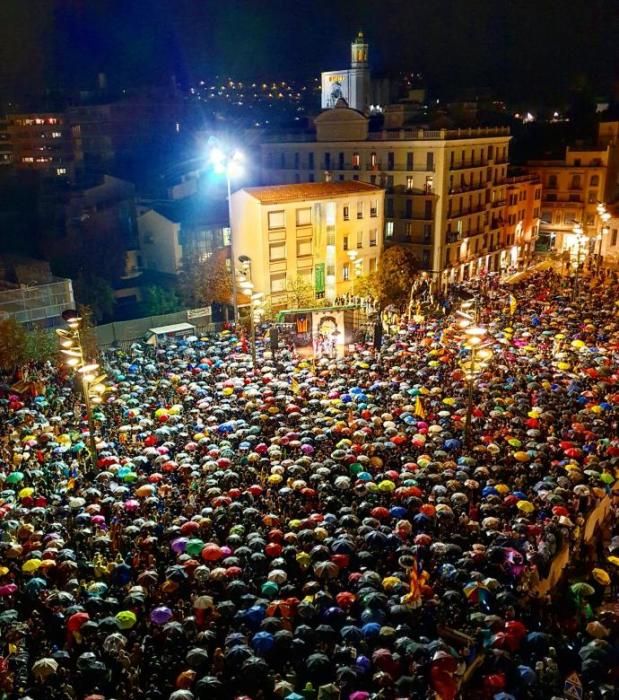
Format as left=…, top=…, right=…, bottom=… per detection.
left=351, top=31, right=368, bottom=68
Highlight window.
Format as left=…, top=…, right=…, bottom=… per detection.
left=406, top=152, right=414, bottom=170
left=370, top=152, right=377, bottom=168
left=343, top=235, right=349, bottom=250
left=343, top=205, right=349, bottom=220
left=369, top=257, right=377, bottom=273
left=370, top=175, right=376, bottom=185
left=590, top=175, right=599, bottom=187
left=424, top=200, right=432, bottom=219
left=270, top=273, right=286, bottom=293
left=309, top=173, right=315, bottom=182
left=387, top=152, right=395, bottom=170
left=425, top=176, right=433, bottom=193
left=422, top=249, right=430, bottom=268
left=338, top=152, right=344, bottom=169
left=308, top=152, right=314, bottom=169
left=535, top=188, right=541, bottom=200
left=386, top=198, right=394, bottom=217
left=352, top=152, right=360, bottom=169
left=406, top=176, right=413, bottom=191
left=343, top=263, right=350, bottom=281
left=405, top=200, right=413, bottom=218
left=356, top=231, right=363, bottom=248
left=324, top=153, right=332, bottom=170
left=405, top=222, right=413, bottom=239
left=426, top=152, right=434, bottom=170
left=51, top=131, right=62, bottom=138
left=296, top=208, right=311, bottom=226
left=546, top=194, right=557, bottom=201
left=488, top=145, right=494, bottom=159
left=386, top=221, right=394, bottom=238
left=280, top=153, right=286, bottom=168
left=570, top=174, right=581, bottom=189
left=568, top=194, right=580, bottom=202
left=586, top=214, right=595, bottom=225
left=574, top=159, right=581, bottom=166
left=356, top=201, right=363, bottom=219
left=588, top=191, right=597, bottom=204
left=611, top=229, right=618, bottom=247
left=370, top=200, right=377, bottom=217
left=423, top=224, right=432, bottom=243
left=295, top=173, right=301, bottom=183
left=297, top=239, right=312, bottom=257
left=386, top=175, right=394, bottom=190
left=547, top=175, right=557, bottom=189
left=270, top=242, right=286, bottom=261
left=268, top=210, right=285, bottom=229
left=56, top=167, right=66, bottom=175
left=294, top=152, right=299, bottom=169
left=370, top=229, right=377, bottom=247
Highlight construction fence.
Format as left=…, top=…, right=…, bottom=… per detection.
left=95, top=309, right=220, bottom=348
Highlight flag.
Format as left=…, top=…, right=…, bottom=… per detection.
left=509, top=294, right=517, bottom=316
left=290, top=377, right=301, bottom=395
left=414, top=396, right=426, bottom=419
left=401, top=556, right=422, bottom=607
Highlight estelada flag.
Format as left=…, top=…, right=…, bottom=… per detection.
left=414, top=396, right=426, bottom=419
left=509, top=294, right=517, bottom=316
left=290, top=377, right=301, bottom=395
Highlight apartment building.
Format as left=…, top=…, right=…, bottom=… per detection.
left=5, top=113, right=75, bottom=178
left=260, top=100, right=523, bottom=289
left=230, top=181, right=384, bottom=306
left=527, top=121, right=619, bottom=254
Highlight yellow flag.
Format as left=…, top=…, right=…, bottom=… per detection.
left=414, top=396, right=426, bottom=419
left=291, top=377, right=301, bottom=395
left=509, top=294, right=517, bottom=316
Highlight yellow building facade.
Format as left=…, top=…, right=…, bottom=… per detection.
left=527, top=122, right=619, bottom=255
left=230, top=181, right=384, bottom=307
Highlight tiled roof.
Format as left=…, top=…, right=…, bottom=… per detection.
left=241, top=181, right=383, bottom=204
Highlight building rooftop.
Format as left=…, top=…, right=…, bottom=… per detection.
left=241, top=181, right=383, bottom=205
left=147, top=196, right=228, bottom=226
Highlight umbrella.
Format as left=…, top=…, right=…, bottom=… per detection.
left=32, top=657, right=59, bottom=680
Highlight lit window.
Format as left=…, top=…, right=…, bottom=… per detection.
left=268, top=210, right=285, bottom=230
left=296, top=208, right=311, bottom=226
left=343, top=235, right=349, bottom=250
left=343, top=263, right=350, bottom=281
left=343, top=205, right=349, bottom=220
left=356, top=201, right=363, bottom=219
left=386, top=221, right=394, bottom=238
left=56, top=167, right=67, bottom=175
left=370, top=199, right=377, bottom=217
left=356, top=231, right=363, bottom=248
left=270, top=273, right=286, bottom=293
left=269, top=243, right=286, bottom=261
left=406, top=176, right=413, bottom=191
left=352, top=152, right=360, bottom=168
left=51, top=132, right=62, bottom=139
left=369, top=229, right=377, bottom=247
left=297, top=239, right=312, bottom=257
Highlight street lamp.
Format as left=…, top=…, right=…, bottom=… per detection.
left=571, top=222, right=587, bottom=300
left=237, top=260, right=265, bottom=369
left=209, top=144, right=244, bottom=324
left=595, top=203, right=611, bottom=269
left=458, top=310, right=493, bottom=448
left=56, top=311, right=107, bottom=467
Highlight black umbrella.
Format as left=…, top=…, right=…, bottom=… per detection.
left=186, top=647, right=209, bottom=670
left=195, top=676, right=224, bottom=699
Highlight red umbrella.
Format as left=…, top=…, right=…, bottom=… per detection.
left=370, top=507, right=390, bottom=520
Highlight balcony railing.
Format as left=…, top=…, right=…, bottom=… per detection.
left=449, top=160, right=488, bottom=171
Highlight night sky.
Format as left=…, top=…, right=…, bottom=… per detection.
left=0, top=0, right=617, bottom=104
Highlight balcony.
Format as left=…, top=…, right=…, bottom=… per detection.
left=449, top=181, right=487, bottom=195
left=446, top=231, right=462, bottom=244
left=449, top=160, right=488, bottom=171
left=447, top=204, right=486, bottom=219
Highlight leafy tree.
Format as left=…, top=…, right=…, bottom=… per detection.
left=179, top=248, right=233, bottom=310
left=355, top=272, right=380, bottom=300
left=142, top=285, right=182, bottom=316
left=375, top=245, right=418, bottom=310
left=74, top=274, right=116, bottom=323
left=24, top=327, right=58, bottom=364
left=286, top=276, right=316, bottom=309
left=0, top=318, right=27, bottom=371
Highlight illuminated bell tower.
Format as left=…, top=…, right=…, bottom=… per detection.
left=349, top=31, right=370, bottom=112
left=351, top=31, right=368, bottom=68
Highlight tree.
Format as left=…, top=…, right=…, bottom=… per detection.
left=142, top=285, right=182, bottom=316
left=76, top=305, right=99, bottom=362
left=179, top=249, right=233, bottom=311
left=286, top=276, right=316, bottom=309
left=355, top=272, right=380, bottom=300
left=0, top=318, right=27, bottom=371
left=375, top=245, right=418, bottom=310
left=74, top=274, right=116, bottom=323
left=24, top=327, right=58, bottom=364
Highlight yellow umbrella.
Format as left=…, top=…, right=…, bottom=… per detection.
left=18, top=487, right=35, bottom=499
left=516, top=500, right=535, bottom=514
left=592, top=568, right=611, bottom=586
left=22, top=559, right=42, bottom=574
left=571, top=339, right=586, bottom=349
left=382, top=576, right=401, bottom=591
left=514, top=451, right=530, bottom=463
left=607, top=556, right=619, bottom=567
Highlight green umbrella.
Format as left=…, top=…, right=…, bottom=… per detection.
left=6, top=472, right=24, bottom=484
left=571, top=582, right=595, bottom=597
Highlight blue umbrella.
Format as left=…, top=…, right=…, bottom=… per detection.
left=361, top=622, right=381, bottom=638
left=251, top=631, right=274, bottom=654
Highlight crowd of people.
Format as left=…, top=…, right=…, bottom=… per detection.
left=0, top=268, right=618, bottom=700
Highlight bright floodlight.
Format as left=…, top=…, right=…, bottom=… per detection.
left=209, top=145, right=244, bottom=178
